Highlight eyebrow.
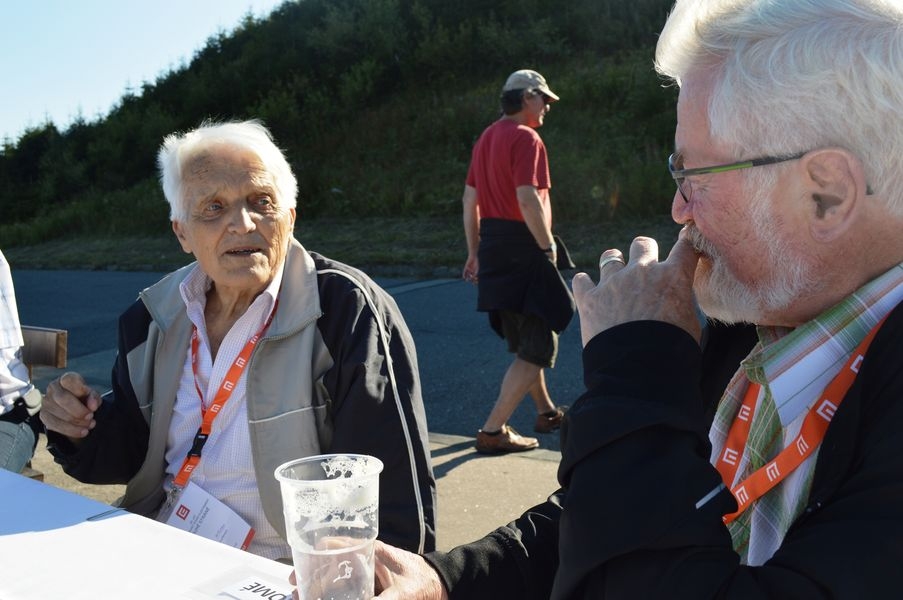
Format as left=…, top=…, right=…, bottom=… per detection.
left=249, top=184, right=279, bottom=201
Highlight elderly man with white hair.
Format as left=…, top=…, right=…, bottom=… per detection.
left=371, top=0, right=903, bottom=598
left=42, top=120, right=436, bottom=559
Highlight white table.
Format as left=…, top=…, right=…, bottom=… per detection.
left=0, top=469, right=293, bottom=600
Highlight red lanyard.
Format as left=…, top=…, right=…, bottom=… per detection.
left=716, top=317, right=885, bottom=524
left=172, top=301, right=278, bottom=489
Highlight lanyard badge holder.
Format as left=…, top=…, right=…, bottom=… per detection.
left=716, top=316, right=886, bottom=523
left=159, top=302, right=278, bottom=549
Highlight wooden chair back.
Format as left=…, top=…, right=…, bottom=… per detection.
left=18, top=325, right=68, bottom=481
left=21, top=325, right=68, bottom=379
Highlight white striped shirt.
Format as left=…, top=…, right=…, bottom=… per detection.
left=0, top=250, right=32, bottom=412
left=161, top=262, right=288, bottom=559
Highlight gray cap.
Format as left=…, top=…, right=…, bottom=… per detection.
left=502, top=69, right=560, bottom=101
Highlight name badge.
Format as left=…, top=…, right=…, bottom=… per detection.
left=163, top=481, right=255, bottom=550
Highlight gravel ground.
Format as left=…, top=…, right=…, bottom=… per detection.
left=28, top=434, right=124, bottom=505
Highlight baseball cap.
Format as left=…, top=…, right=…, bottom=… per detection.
left=502, top=69, right=560, bottom=101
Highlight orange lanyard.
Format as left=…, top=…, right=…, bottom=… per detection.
left=172, top=301, right=278, bottom=489
left=716, top=317, right=885, bottom=524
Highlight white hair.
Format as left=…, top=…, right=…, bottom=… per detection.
left=656, top=0, right=903, bottom=215
left=157, top=120, right=298, bottom=222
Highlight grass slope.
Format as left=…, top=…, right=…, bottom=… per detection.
left=5, top=216, right=681, bottom=276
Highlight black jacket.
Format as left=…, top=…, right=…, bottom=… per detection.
left=426, top=301, right=903, bottom=598
left=477, top=218, right=575, bottom=334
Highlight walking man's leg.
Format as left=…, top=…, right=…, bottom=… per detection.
left=475, top=358, right=542, bottom=453
left=529, top=369, right=567, bottom=433
left=527, top=369, right=555, bottom=415
left=482, top=357, right=542, bottom=432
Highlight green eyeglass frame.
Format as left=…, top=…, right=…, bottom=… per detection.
left=668, top=152, right=807, bottom=203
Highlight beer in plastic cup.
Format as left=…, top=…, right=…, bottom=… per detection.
left=275, top=454, right=383, bottom=600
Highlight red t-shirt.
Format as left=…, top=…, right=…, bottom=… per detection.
left=465, top=119, right=551, bottom=224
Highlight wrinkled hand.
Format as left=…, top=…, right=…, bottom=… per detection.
left=40, top=372, right=102, bottom=441
left=373, top=541, right=448, bottom=600
left=572, top=235, right=702, bottom=347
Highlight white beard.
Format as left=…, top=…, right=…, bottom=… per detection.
left=685, top=224, right=818, bottom=325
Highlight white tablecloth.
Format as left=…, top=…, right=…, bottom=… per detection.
left=0, top=469, right=293, bottom=599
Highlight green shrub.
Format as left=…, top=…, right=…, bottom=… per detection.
left=1, top=0, right=679, bottom=247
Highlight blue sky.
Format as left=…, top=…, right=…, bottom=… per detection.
left=0, top=0, right=286, bottom=144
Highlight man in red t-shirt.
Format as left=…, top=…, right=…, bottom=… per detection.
left=462, top=69, right=574, bottom=454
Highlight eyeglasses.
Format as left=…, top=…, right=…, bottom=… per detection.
left=668, top=151, right=807, bottom=203
left=532, top=90, right=551, bottom=105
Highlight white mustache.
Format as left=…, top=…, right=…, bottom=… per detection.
left=684, top=226, right=717, bottom=257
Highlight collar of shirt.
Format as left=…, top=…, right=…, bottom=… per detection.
left=178, top=261, right=285, bottom=409
left=179, top=262, right=285, bottom=345
left=744, top=262, right=903, bottom=427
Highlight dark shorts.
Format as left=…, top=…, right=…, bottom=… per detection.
left=498, top=309, right=558, bottom=368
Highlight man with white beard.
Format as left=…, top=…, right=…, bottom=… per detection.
left=368, top=0, right=903, bottom=598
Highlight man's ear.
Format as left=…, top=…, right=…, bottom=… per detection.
left=172, top=221, right=193, bottom=254
left=801, top=148, right=867, bottom=242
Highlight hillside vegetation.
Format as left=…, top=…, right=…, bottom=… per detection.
left=1, top=0, right=679, bottom=264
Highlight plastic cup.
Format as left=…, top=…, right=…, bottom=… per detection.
left=275, top=454, right=383, bottom=600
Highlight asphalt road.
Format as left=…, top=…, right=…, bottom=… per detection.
left=12, top=269, right=587, bottom=451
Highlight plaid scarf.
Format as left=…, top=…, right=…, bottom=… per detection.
left=709, top=262, right=903, bottom=565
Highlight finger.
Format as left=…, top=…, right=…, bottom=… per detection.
left=629, top=236, right=659, bottom=266
left=40, top=399, right=95, bottom=437
left=287, top=570, right=299, bottom=600
left=85, top=389, right=103, bottom=412
left=314, top=536, right=357, bottom=551
left=666, top=235, right=701, bottom=276
left=59, top=372, right=92, bottom=398
left=373, top=542, right=398, bottom=598
left=597, top=250, right=625, bottom=274
left=56, top=375, right=101, bottom=415
left=40, top=408, right=94, bottom=439
left=571, top=272, right=596, bottom=306
left=45, top=378, right=91, bottom=419
left=373, top=548, right=390, bottom=596
left=597, top=256, right=625, bottom=272
left=666, top=236, right=705, bottom=340
left=58, top=371, right=102, bottom=411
